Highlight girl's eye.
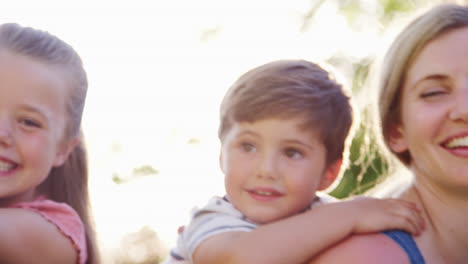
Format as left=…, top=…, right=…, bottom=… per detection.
left=20, top=119, right=41, bottom=128
left=285, top=148, right=303, bottom=159
left=241, top=143, right=255, bottom=152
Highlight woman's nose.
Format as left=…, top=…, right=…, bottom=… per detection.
left=449, top=84, right=468, bottom=122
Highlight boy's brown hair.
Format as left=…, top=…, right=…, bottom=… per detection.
left=219, top=59, right=354, bottom=167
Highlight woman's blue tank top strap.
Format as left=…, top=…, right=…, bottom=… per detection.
left=382, top=230, right=425, bottom=264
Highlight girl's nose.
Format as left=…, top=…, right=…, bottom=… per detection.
left=0, top=120, right=13, bottom=147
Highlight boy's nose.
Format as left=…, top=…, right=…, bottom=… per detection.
left=256, top=153, right=277, bottom=180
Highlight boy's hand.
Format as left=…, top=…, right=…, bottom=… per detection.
left=178, top=225, right=185, bottom=234
left=343, top=197, right=425, bottom=236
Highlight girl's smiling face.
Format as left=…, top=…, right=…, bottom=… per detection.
left=0, top=51, right=74, bottom=206
left=389, top=27, right=468, bottom=194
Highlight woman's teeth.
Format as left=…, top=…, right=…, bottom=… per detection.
left=445, top=136, right=468, bottom=148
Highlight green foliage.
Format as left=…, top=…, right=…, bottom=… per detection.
left=379, top=0, right=427, bottom=24
left=112, top=165, right=159, bottom=184
left=330, top=120, right=388, bottom=198
left=316, top=0, right=430, bottom=198
left=337, top=0, right=367, bottom=28
left=301, top=0, right=327, bottom=32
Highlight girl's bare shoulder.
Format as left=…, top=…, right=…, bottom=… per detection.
left=0, top=208, right=77, bottom=263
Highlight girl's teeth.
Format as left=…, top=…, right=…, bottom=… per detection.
left=0, top=160, right=15, bottom=172
left=445, top=136, right=468, bottom=148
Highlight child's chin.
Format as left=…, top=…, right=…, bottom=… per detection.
left=246, top=214, right=282, bottom=225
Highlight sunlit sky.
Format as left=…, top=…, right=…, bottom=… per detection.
left=1, top=0, right=414, bottom=261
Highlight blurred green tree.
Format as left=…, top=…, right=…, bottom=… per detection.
left=305, top=0, right=434, bottom=198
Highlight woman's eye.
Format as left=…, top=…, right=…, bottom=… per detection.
left=421, top=90, right=446, bottom=98
left=241, top=143, right=255, bottom=152
left=285, top=148, right=303, bottom=159
left=419, top=82, right=449, bottom=99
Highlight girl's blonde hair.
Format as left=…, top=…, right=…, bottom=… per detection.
left=0, top=23, right=99, bottom=264
left=378, top=3, right=468, bottom=166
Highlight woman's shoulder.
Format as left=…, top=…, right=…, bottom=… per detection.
left=309, top=232, right=411, bottom=264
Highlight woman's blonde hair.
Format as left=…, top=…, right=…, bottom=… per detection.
left=0, top=23, right=99, bottom=264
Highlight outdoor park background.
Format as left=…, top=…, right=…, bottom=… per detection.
left=1, top=0, right=463, bottom=263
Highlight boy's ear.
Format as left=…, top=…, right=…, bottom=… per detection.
left=387, top=123, right=408, bottom=153
left=53, top=136, right=79, bottom=167
left=318, top=159, right=342, bottom=191
left=219, top=151, right=225, bottom=173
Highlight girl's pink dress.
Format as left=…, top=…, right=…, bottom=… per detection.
left=9, top=196, right=87, bottom=264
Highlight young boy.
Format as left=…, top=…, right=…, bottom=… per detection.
left=164, top=60, right=424, bottom=264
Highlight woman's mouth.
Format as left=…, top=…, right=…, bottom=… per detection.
left=443, top=136, right=468, bottom=149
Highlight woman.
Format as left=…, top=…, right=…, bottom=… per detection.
left=311, top=3, right=468, bottom=264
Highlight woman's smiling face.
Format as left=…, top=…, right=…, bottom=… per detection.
left=389, top=27, right=468, bottom=194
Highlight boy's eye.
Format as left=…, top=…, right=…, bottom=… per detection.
left=241, top=143, right=255, bottom=152
left=284, top=148, right=303, bottom=159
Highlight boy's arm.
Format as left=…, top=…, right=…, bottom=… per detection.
left=193, top=197, right=423, bottom=264
left=0, top=208, right=77, bottom=263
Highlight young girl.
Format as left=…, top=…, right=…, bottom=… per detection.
left=0, top=23, right=99, bottom=263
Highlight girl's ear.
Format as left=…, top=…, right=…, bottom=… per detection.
left=318, top=159, right=342, bottom=191
left=387, top=123, right=408, bottom=153
left=53, top=136, right=79, bottom=167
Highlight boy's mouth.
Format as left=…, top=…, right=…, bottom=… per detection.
left=252, top=190, right=276, bottom=196
left=248, top=188, right=282, bottom=197
left=443, top=136, right=468, bottom=149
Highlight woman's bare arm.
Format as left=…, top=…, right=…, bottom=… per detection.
left=309, top=233, right=411, bottom=264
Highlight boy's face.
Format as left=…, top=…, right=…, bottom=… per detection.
left=220, top=118, right=339, bottom=224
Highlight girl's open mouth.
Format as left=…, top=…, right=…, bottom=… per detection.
left=0, top=160, right=17, bottom=174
